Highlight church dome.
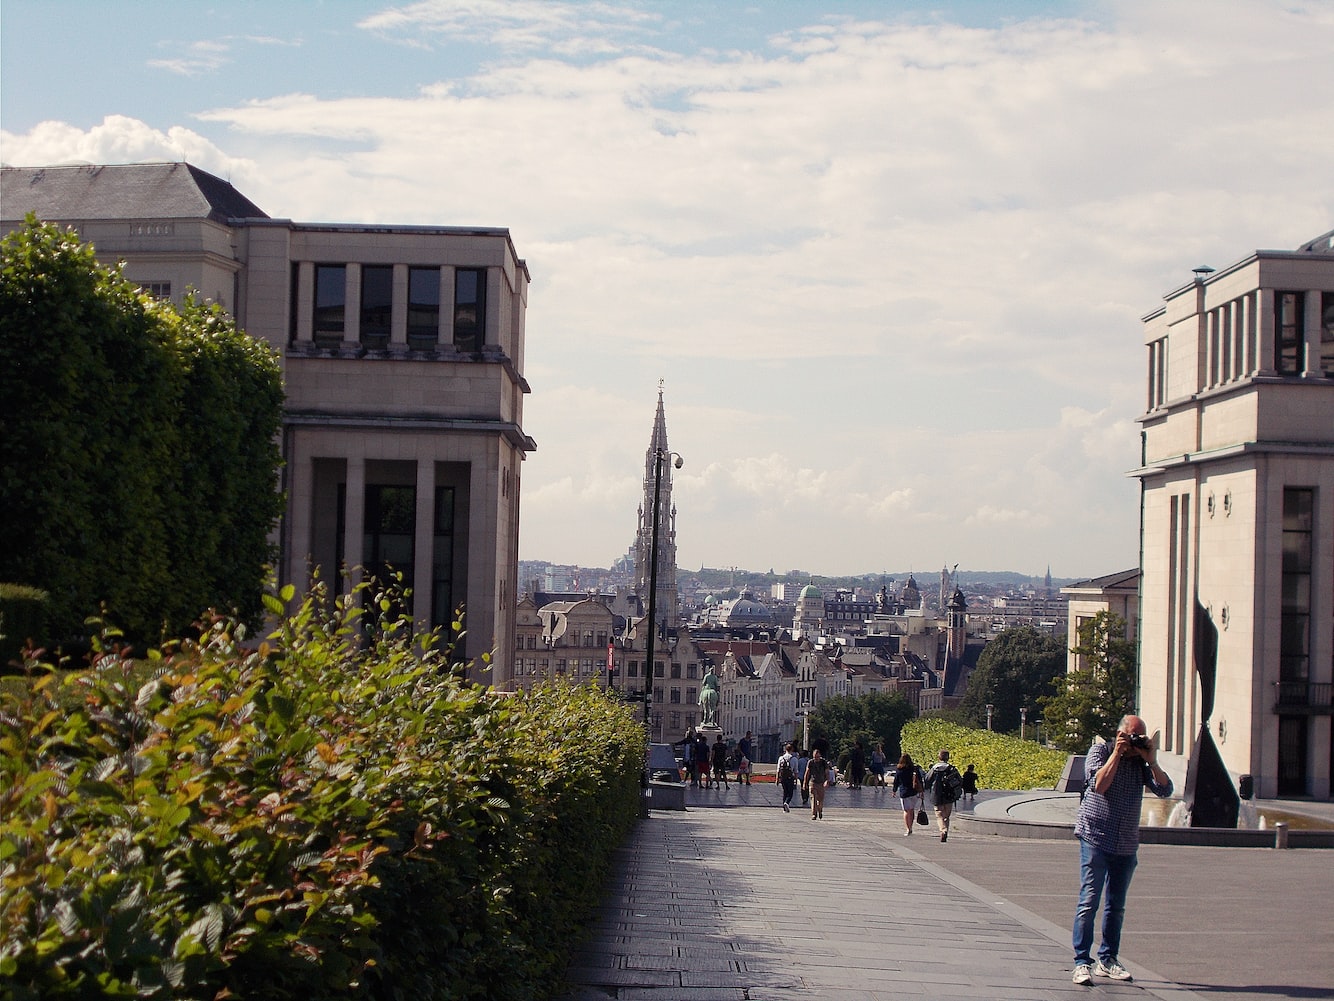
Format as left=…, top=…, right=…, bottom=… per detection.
left=800, top=584, right=822, bottom=599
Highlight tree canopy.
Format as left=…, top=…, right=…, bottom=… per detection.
left=807, top=690, right=915, bottom=763
left=957, top=625, right=1066, bottom=734
left=0, top=217, right=284, bottom=647
left=1038, top=610, right=1137, bottom=753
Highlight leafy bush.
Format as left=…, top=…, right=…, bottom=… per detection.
left=0, top=584, right=48, bottom=671
left=901, top=718, right=1066, bottom=791
left=0, top=218, right=284, bottom=647
left=0, top=582, right=644, bottom=1000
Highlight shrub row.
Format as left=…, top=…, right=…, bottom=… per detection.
left=0, top=583, right=645, bottom=1000
left=901, top=718, right=1067, bottom=790
left=0, top=584, right=49, bottom=672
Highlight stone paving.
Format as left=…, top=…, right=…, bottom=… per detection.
left=553, top=784, right=1334, bottom=1001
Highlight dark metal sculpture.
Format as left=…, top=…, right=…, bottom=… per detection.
left=1183, top=601, right=1240, bottom=827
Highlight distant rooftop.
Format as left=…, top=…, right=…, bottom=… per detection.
left=1, top=162, right=268, bottom=224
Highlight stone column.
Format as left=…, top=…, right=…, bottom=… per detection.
left=345, top=263, right=362, bottom=346
left=343, top=455, right=366, bottom=590
left=1256, top=288, right=1276, bottom=374
left=391, top=264, right=408, bottom=347
left=294, top=261, right=314, bottom=344
left=413, top=458, right=436, bottom=631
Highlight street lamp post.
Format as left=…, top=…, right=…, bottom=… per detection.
left=986, top=704, right=994, bottom=732
left=1020, top=706, right=1028, bottom=741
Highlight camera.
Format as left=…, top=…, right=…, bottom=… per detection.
left=1125, top=733, right=1151, bottom=750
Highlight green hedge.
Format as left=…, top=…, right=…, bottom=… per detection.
left=0, top=583, right=644, bottom=1000
left=901, top=718, right=1066, bottom=791
left=0, top=584, right=48, bottom=671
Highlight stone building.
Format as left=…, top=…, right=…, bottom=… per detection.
left=2, top=163, right=533, bottom=682
left=1134, top=229, right=1333, bottom=799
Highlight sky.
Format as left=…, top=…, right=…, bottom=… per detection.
left=4, top=1, right=1332, bottom=580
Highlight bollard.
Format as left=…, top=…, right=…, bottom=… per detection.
left=1274, top=821, right=1288, bottom=849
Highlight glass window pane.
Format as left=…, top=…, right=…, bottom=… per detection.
left=314, top=264, right=346, bottom=345
left=408, top=267, right=440, bottom=348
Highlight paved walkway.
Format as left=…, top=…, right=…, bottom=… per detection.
left=554, top=784, right=1334, bottom=1001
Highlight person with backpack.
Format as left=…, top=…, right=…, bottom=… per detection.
left=802, top=747, right=831, bottom=819
left=923, top=749, right=963, bottom=842
left=892, top=753, right=924, bottom=835
left=776, top=741, right=798, bottom=812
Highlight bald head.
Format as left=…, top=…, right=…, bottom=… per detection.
left=1119, top=715, right=1147, bottom=736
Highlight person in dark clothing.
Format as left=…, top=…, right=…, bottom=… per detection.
left=694, top=732, right=712, bottom=788
left=848, top=740, right=866, bottom=789
left=961, top=763, right=980, bottom=803
left=776, top=742, right=797, bottom=812
left=737, top=731, right=754, bottom=785
left=711, top=734, right=730, bottom=789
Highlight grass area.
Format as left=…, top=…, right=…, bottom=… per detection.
left=902, top=718, right=1067, bottom=791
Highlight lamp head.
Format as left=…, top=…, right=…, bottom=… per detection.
left=672, top=455, right=683, bottom=469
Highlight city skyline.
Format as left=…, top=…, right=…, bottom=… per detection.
left=4, top=0, right=1332, bottom=577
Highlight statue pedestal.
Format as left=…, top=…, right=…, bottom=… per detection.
left=697, top=722, right=724, bottom=740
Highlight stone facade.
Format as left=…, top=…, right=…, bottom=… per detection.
left=2, top=163, right=533, bottom=683
left=1134, top=230, right=1333, bottom=799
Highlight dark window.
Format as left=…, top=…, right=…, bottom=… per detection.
left=670, top=688, right=681, bottom=704
left=314, top=265, right=346, bottom=346
left=360, top=265, right=393, bottom=349
left=408, top=266, right=440, bottom=349
left=142, top=281, right=171, bottom=300
left=654, top=661, right=665, bottom=678
left=432, top=486, right=455, bottom=630
left=1280, top=487, right=1313, bottom=683
left=670, top=662, right=682, bottom=678
left=454, top=268, right=486, bottom=351
left=364, top=484, right=415, bottom=608
left=628, top=660, right=639, bottom=678
left=1275, top=291, right=1304, bottom=374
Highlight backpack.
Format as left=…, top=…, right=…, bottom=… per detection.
left=778, top=758, right=794, bottom=783
left=939, top=764, right=964, bottom=803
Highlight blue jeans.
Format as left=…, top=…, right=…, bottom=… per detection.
left=1073, top=838, right=1138, bottom=966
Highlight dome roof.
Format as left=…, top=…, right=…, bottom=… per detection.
left=704, top=593, right=717, bottom=606
left=800, top=584, right=822, bottom=599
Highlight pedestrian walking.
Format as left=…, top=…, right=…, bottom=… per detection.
left=848, top=739, right=866, bottom=789
left=892, top=753, right=923, bottom=835
left=694, top=732, right=711, bottom=789
left=1070, top=715, right=1173, bottom=986
left=923, top=749, right=963, bottom=842
left=796, top=747, right=811, bottom=806
left=961, top=763, right=980, bottom=803
left=737, top=731, right=754, bottom=785
left=802, top=747, right=831, bottom=819
left=682, top=730, right=698, bottom=788
left=776, top=741, right=798, bottom=812
left=870, top=742, right=888, bottom=786
left=711, top=734, right=730, bottom=789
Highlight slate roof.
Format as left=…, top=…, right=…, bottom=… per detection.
left=1064, top=568, right=1140, bottom=591
left=1, top=162, right=268, bottom=224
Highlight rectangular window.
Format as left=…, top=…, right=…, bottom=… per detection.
left=686, top=687, right=696, bottom=704
left=453, top=267, right=486, bottom=351
left=653, top=686, right=663, bottom=704
left=360, top=265, right=393, bottom=350
left=670, top=688, right=681, bottom=704
left=670, top=662, right=682, bottom=678
left=142, top=281, right=171, bottom=300
left=364, top=484, right=415, bottom=607
left=556, top=658, right=566, bottom=675
left=654, top=661, right=665, bottom=678
left=1280, top=487, right=1313, bottom=683
left=314, top=264, right=346, bottom=346
left=408, top=266, right=440, bottom=349
left=1275, top=291, right=1304, bottom=374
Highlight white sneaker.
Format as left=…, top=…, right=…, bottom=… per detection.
left=782, top=802, right=790, bottom=812
left=1095, top=958, right=1133, bottom=981
left=1072, top=964, right=1092, bottom=985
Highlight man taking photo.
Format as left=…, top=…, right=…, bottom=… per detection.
left=1071, top=715, right=1173, bottom=986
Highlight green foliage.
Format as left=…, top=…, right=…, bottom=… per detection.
left=901, top=718, right=1066, bottom=791
left=957, top=626, right=1066, bottom=733
left=1038, top=611, right=1137, bottom=754
left=0, top=218, right=284, bottom=645
left=0, top=582, right=645, bottom=1000
left=0, top=584, right=49, bottom=669
left=807, top=690, right=915, bottom=762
